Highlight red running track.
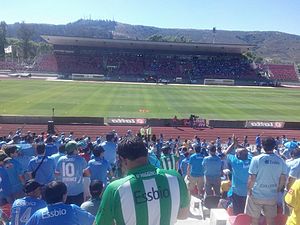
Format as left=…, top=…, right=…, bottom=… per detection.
left=0, top=123, right=299, bottom=144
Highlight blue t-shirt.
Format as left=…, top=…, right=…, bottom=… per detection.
left=0, top=166, right=12, bottom=198
left=101, top=141, right=117, bottom=165
left=227, top=154, right=251, bottom=196
left=249, top=153, right=287, bottom=200
left=180, top=158, right=189, bottom=177
left=45, top=144, right=58, bottom=157
left=11, top=196, right=47, bottom=225
left=189, top=153, right=204, bottom=177
left=15, top=155, right=34, bottom=174
left=5, top=158, right=24, bottom=194
left=202, top=155, right=222, bottom=178
left=255, top=136, right=261, bottom=146
left=25, top=203, right=95, bottom=225
left=56, top=155, right=87, bottom=196
left=50, top=152, right=65, bottom=166
left=28, top=156, right=55, bottom=185
left=148, top=151, right=161, bottom=168
left=18, top=144, right=35, bottom=157
left=289, top=157, right=300, bottom=179
left=87, top=157, right=111, bottom=186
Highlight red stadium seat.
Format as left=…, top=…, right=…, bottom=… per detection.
left=228, top=213, right=251, bottom=225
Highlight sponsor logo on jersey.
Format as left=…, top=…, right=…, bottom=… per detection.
left=134, top=187, right=170, bottom=204
left=264, top=160, right=280, bottom=165
left=42, top=208, right=67, bottom=219
left=16, top=200, right=37, bottom=207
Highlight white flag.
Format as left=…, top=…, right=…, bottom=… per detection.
left=4, top=45, right=12, bottom=54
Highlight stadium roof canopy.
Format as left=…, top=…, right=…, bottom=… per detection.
left=42, top=35, right=255, bottom=55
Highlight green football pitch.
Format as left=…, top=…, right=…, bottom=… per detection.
left=1, top=79, right=300, bottom=121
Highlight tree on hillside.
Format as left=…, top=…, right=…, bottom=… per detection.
left=148, top=34, right=164, bottom=42
left=17, top=22, right=35, bottom=62
left=0, top=21, right=7, bottom=59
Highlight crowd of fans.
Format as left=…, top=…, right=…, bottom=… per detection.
left=31, top=52, right=263, bottom=81
left=0, top=127, right=299, bottom=224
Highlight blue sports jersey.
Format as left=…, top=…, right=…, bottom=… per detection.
left=11, top=196, right=47, bottom=225
left=5, top=158, right=24, bottom=194
left=289, top=157, right=300, bottom=179
left=28, top=156, right=55, bottom=185
left=101, top=141, right=117, bottom=165
left=179, top=157, right=189, bottom=177
left=56, top=155, right=87, bottom=196
left=50, top=152, right=65, bottom=166
left=45, top=144, right=58, bottom=157
left=227, top=154, right=251, bottom=196
left=202, top=155, right=222, bottom=178
left=188, top=153, right=204, bottom=177
left=249, top=153, right=287, bottom=200
left=0, top=166, right=12, bottom=198
left=87, top=157, right=111, bottom=186
left=25, top=202, right=95, bottom=225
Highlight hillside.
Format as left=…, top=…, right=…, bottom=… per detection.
left=6, top=19, right=300, bottom=63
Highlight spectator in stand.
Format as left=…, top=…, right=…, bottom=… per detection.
left=139, top=126, right=145, bottom=139
left=202, top=145, right=222, bottom=197
left=255, top=134, right=262, bottom=153
left=81, top=180, right=103, bottom=216
left=245, top=137, right=287, bottom=225
left=94, top=136, right=189, bottom=225
left=227, top=137, right=232, bottom=147
left=145, top=125, right=152, bottom=142
left=2, top=145, right=25, bottom=199
left=45, top=136, right=58, bottom=157
left=0, top=152, right=13, bottom=204
left=223, top=135, right=252, bottom=215
left=86, top=145, right=112, bottom=187
left=186, top=145, right=204, bottom=198
left=160, top=145, right=178, bottom=170
left=179, top=151, right=189, bottom=177
left=25, top=181, right=94, bottom=225
left=281, top=135, right=288, bottom=145
left=27, top=143, right=55, bottom=185
left=286, top=149, right=300, bottom=190
left=215, top=136, right=222, bottom=150
left=11, top=180, right=47, bottom=225
left=101, top=132, right=117, bottom=172
left=148, top=146, right=161, bottom=168
left=56, top=141, right=89, bottom=206
left=282, top=148, right=300, bottom=215
left=285, top=179, right=300, bottom=225
left=50, top=144, right=66, bottom=166
left=242, top=135, right=249, bottom=147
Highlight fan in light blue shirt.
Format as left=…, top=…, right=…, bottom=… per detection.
left=87, top=145, right=111, bottom=186
left=249, top=152, right=287, bottom=200
left=25, top=181, right=94, bottom=225
left=11, top=180, right=47, bottom=225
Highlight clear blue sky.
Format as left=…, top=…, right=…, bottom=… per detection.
left=1, top=0, right=300, bottom=35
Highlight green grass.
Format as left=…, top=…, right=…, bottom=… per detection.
left=1, top=79, right=300, bottom=121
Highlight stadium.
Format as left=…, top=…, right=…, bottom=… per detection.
left=1, top=32, right=300, bottom=225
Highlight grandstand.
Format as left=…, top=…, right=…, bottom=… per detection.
left=39, top=35, right=267, bottom=84
left=263, top=64, right=299, bottom=82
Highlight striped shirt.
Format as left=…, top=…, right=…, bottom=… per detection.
left=94, top=164, right=189, bottom=225
left=160, top=154, right=178, bottom=170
